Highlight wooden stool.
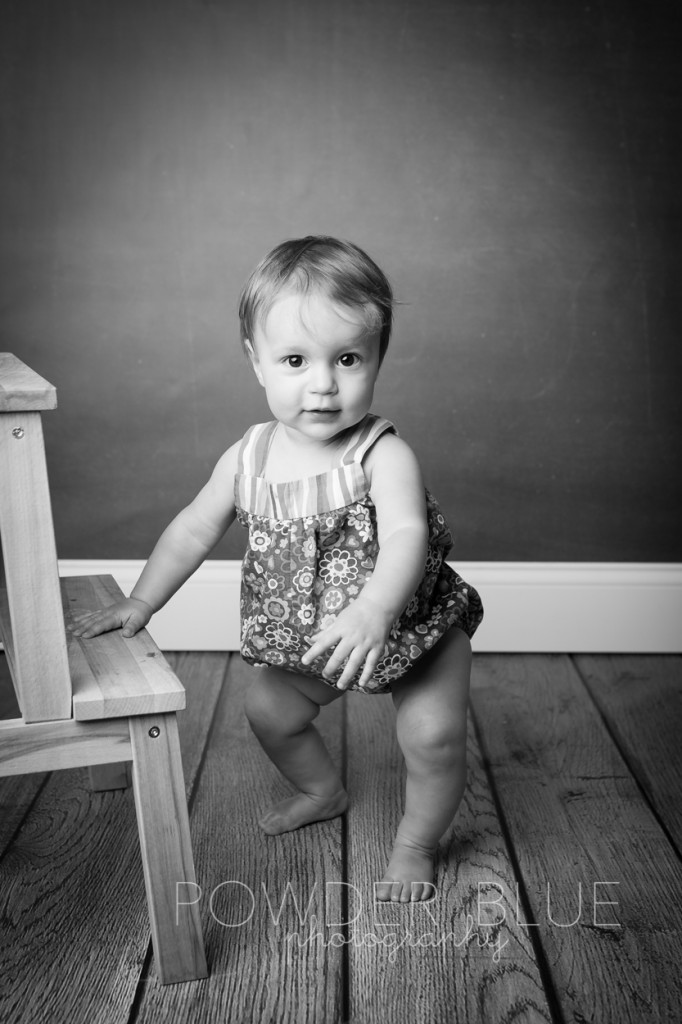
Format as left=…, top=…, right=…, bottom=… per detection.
left=0, top=353, right=207, bottom=984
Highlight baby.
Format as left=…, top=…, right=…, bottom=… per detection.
left=72, top=236, right=483, bottom=903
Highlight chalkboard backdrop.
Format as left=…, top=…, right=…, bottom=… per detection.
left=2, top=1, right=679, bottom=562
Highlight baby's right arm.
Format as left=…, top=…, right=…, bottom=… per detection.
left=71, top=442, right=240, bottom=640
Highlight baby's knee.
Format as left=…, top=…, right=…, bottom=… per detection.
left=244, top=675, right=316, bottom=737
left=399, top=713, right=466, bottom=769
left=244, top=678, right=284, bottom=733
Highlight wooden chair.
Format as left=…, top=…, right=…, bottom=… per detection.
left=0, top=353, right=208, bottom=984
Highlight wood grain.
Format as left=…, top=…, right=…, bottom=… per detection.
left=0, top=652, right=226, bottom=1023
left=0, top=716, right=132, bottom=776
left=573, top=654, right=682, bottom=852
left=88, top=762, right=131, bottom=791
left=0, top=410, right=71, bottom=721
left=0, top=653, right=46, bottom=858
left=2, top=652, right=681, bottom=1022
left=470, top=653, right=682, bottom=1024
left=344, top=687, right=552, bottom=1024
left=129, top=712, right=208, bottom=983
left=0, top=353, right=57, bottom=411
left=134, top=656, right=346, bottom=1023
left=64, top=576, right=186, bottom=720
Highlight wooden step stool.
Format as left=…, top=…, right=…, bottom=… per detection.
left=0, top=353, right=208, bottom=984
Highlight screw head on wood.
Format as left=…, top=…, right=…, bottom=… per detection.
left=148, top=726, right=161, bottom=738
left=12, top=427, right=25, bottom=439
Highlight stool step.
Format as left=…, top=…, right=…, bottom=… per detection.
left=63, top=575, right=186, bottom=721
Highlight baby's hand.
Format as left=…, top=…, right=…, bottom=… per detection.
left=301, top=596, right=393, bottom=690
left=69, top=597, right=153, bottom=640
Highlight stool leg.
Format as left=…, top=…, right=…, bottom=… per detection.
left=129, top=712, right=207, bottom=984
left=0, top=411, right=71, bottom=722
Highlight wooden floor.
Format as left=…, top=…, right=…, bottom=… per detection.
left=1, top=651, right=681, bottom=1024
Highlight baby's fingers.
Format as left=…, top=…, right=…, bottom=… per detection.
left=70, top=607, right=124, bottom=639
left=323, top=638, right=377, bottom=689
left=301, top=630, right=338, bottom=667
left=120, top=611, right=147, bottom=638
left=354, top=650, right=382, bottom=690
left=335, top=646, right=382, bottom=690
left=69, top=611, right=105, bottom=638
left=321, top=641, right=357, bottom=685
left=301, top=631, right=356, bottom=685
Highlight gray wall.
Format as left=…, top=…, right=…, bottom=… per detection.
left=2, top=1, right=679, bottom=561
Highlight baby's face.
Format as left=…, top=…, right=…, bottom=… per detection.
left=246, top=289, right=381, bottom=447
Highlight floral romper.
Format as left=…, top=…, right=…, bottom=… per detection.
left=234, top=414, right=483, bottom=693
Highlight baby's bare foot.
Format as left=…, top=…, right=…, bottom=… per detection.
left=376, top=837, right=436, bottom=903
left=259, top=789, right=348, bottom=835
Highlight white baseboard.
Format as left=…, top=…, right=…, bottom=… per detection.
left=55, top=560, right=682, bottom=654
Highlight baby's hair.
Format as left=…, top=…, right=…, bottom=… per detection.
left=239, top=236, right=394, bottom=362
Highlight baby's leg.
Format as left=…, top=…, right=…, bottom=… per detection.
left=378, top=626, right=472, bottom=903
left=243, top=665, right=347, bottom=834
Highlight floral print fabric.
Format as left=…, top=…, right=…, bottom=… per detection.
left=235, top=417, right=483, bottom=694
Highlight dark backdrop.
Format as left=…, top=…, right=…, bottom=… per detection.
left=2, top=0, right=679, bottom=561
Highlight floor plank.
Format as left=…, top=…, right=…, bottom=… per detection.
left=344, top=687, right=554, bottom=1024
left=0, top=653, right=46, bottom=858
left=134, top=656, right=346, bottom=1024
left=470, top=654, right=682, bottom=1024
left=0, top=653, right=20, bottom=718
left=166, top=651, right=229, bottom=797
left=0, top=651, right=226, bottom=1024
left=0, top=767, right=151, bottom=1024
left=573, top=654, right=682, bottom=853
left=3, top=651, right=680, bottom=1023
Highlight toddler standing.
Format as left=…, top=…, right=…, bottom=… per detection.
left=72, top=236, right=483, bottom=902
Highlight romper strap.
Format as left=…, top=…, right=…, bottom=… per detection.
left=341, top=414, right=397, bottom=466
left=236, top=422, right=278, bottom=476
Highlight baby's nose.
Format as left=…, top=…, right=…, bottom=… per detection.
left=310, top=363, right=337, bottom=393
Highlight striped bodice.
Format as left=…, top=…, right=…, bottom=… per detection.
left=234, top=414, right=395, bottom=520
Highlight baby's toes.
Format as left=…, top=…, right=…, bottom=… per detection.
left=410, top=881, right=436, bottom=903
left=379, top=879, right=412, bottom=903
left=375, top=879, right=394, bottom=902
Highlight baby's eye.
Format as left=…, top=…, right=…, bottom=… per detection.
left=285, top=355, right=304, bottom=368
left=338, top=353, right=359, bottom=367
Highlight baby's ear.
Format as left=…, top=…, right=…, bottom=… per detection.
left=244, top=340, right=264, bottom=385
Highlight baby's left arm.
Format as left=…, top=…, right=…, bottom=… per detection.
left=301, top=433, right=428, bottom=689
